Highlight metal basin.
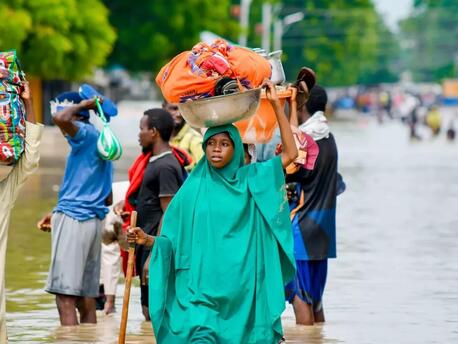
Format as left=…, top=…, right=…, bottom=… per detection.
left=177, top=88, right=262, bottom=128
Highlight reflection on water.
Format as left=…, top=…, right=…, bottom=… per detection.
left=5, top=111, right=458, bottom=343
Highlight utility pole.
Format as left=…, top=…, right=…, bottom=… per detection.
left=262, top=3, right=272, bottom=52
left=273, top=11, right=305, bottom=52
left=273, top=19, right=283, bottom=52
left=239, top=0, right=253, bottom=47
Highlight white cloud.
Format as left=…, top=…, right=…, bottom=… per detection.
left=373, top=0, right=413, bottom=30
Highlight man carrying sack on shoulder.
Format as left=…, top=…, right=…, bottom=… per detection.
left=0, top=81, right=43, bottom=343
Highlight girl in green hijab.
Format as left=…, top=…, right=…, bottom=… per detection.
left=128, top=81, right=298, bottom=343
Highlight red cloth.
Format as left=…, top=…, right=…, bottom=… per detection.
left=120, top=147, right=192, bottom=276
left=120, top=151, right=151, bottom=276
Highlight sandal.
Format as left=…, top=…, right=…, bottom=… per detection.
left=295, top=67, right=316, bottom=92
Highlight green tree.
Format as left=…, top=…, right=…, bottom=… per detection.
left=104, top=0, right=239, bottom=73
left=400, top=0, right=458, bottom=82
left=245, top=0, right=399, bottom=86
left=357, top=18, right=400, bottom=85
left=0, top=4, right=32, bottom=50
left=0, top=0, right=115, bottom=81
left=287, top=0, right=400, bottom=86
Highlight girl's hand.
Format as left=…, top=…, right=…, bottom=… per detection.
left=20, top=81, right=32, bottom=101
left=127, top=227, right=148, bottom=245
left=287, top=85, right=297, bottom=104
left=263, top=79, right=281, bottom=107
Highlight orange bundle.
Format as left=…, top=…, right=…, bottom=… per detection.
left=156, top=39, right=271, bottom=103
left=235, top=88, right=292, bottom=144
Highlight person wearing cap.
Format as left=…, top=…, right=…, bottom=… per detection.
left=0, top=80, right=43, bottom=342
left=38, top=85, right=116, bottom=326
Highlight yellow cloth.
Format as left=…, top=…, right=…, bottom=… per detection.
left=171, top=124, right=203, bottom=170
left=426, top=109, right=441, bottom=131
left=0, top=122, right=43, bottom=343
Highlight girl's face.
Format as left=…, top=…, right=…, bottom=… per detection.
left=205, top=132, right=234, bottom=169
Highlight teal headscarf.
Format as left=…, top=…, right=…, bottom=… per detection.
left=149, top=124, right=295, bottom=344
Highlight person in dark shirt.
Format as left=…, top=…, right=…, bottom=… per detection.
left=286, top=85, right=340, bottom=325
left=136, top=108, right=183, bottom=320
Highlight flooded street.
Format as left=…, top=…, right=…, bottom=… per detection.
left=4, top=104, right=458, bottom=343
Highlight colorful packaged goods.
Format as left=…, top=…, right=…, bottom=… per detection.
left=0, top=50, right=26, bottom=165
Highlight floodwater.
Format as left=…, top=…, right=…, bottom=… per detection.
left=4, top=103, right=458, bottom=343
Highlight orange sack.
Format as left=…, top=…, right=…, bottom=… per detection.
left=235, top=89, right=291, bottom=144
left=156, top=39, right=271, bottom=103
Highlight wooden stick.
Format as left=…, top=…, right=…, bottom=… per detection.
left=118, top=211, right=137, bottom=344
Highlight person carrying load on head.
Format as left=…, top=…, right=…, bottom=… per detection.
left=285, top=82, right=344, bottom=326
left=0, top=79, right=43, bottom=342
left=127, top=81, right=298, bottom=344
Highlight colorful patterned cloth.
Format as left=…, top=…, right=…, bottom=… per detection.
left=0, top=50, right=26, bottom=165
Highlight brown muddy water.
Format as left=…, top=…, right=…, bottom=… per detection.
left=3, top=104, right=458, bottom=343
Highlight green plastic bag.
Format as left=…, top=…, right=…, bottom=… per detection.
left=95, top=98, right=122, bottom=161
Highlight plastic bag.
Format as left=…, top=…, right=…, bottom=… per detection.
left=94, top=98, right=122, bottom=161
left=0, top=50, right=26, bottom=165
left=235, top=88, right=291, bottom=144
left=97, top=124, right=123, bottom=161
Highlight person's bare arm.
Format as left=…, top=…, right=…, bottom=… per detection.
left=160, top=196, right=173, bottom=213
left=157, top=196, right=173, bottom=235
left=264, top=80, right=298, bottom=167
left=105, top=191, right=113, bottom=206
left=52, top=98, right=99, bottom=137
left=288, top=86, right=299, bottom=127
left=3, top=81, right=44, bottom=203
left=21, top=81, right=36, bottom=124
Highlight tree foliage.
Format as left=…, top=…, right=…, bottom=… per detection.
left=280, top=0, right=399, bottom=86
left=0, top=0, right=115, bottom=81
left=244, top=0, right=399, bottom=86
left=103, top=0, right=239, bottom=73
left=400, top=0, right=458, bottom=82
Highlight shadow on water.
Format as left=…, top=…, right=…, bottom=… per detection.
left=5, top=107, right=458, bottom=343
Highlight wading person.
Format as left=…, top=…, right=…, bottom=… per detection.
left=285, top=84, right=340, bottom=325
left=98, top=181, right=129, bottom=315
left=128, top=81, right=297, bottom=343
left=112, top=110, right=191, bottom=313
left=0, top=81, right=42, bottom=342
left=133, top=108, right=184, bottom=320
left=39, top=91, right=115, bottom=326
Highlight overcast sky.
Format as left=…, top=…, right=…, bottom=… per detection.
left=373, top=0, right=413, bottom=30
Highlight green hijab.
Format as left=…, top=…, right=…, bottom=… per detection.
left=149, top=124, right=295, bottom=344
